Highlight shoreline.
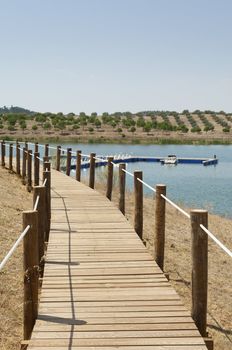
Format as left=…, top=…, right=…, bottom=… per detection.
left=1, top=134, right=232, bottom=145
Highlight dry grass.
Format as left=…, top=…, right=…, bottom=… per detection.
left=0, top=167, right=32, bottom=350
left=93, top=175, right=232, bottom=350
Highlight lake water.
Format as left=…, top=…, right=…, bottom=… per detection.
left=48, top=143, right=232, bottom=218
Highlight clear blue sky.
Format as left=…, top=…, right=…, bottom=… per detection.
left=0, top=0, right=232, bottom=114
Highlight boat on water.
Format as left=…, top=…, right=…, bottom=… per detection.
left=160, top=155, right=178, bottom=165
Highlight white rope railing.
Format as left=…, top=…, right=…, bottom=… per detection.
left=161, top=194, right=191, bottom=219
left=137, top=178, right=157, bottom=193
left=33, top=195, right=40, bottom=211
left=109, top=159, right=231, bottom=259
left=200, top=224, right=232, bottom=258
left=0, top=225, right=30, bottom=271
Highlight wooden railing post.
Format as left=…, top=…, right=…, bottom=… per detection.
left=16, top=142, right=21, bottom=175
left=56, top=145, right=61, bottom=171
left=119, top=163, right=126, bottom=215
left=9, top=143, right=13, bottom=171
left=43, top=157, right=49, bottom=171
left=106, top=156, right=114, bottom=200
left=89, top=152, right=96, bottom=189
left=45, top=144, right=49, bottom=157
left=33, top=186, right=46, bottom=270
left=1, top=141, right=5, bottom=167
left=44, top=161, right=50, bottom=172
left=22, top=148, right=27, bottom=185
left=34, top=142, right=39, bottom=153
left=190, top=209, right=208, bottom=338
left=25, top=141, right=28, bottom=150
left=154, top=184, right=166, bottom=270
left=23, top=210, right=39, bottom=340
left=27, top=150, right=32, bottom=192
left=43, top=170, right=51, bottom=241
left=76, top=150, right=81, bottom=181
left=134, top=170, right=143, bottom=241
left=66, top=148, right=72, bottom=176
left=34, top=152, right=40, bottom=186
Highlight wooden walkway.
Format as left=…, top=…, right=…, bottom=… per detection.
left=27, top=170, right=207, bottom=349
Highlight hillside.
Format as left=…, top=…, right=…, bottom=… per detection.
left=0, top=110, right=232, bottom=143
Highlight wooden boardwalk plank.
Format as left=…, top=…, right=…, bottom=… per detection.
left=27, top=170, right=207, bottom=349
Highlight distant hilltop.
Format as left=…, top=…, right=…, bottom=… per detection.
left=0, top=105, right=34, bottom=114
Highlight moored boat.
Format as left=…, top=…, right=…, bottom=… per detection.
left=160, top=155, right=178, bottom=165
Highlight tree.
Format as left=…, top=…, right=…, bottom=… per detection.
left=32, top=124, right=38, bottom=133
left=136, top=118, right=145, bottom=128
left=143, top=123, right=152, bottom=133
left=57, top=121, right=66, bottom=134
left=95, top=119, right=101, bottom=128
left=20, top=121, right=27, bottom=133
left=43, top=122, right=52, bottom=133
left=72, top=124, right=80, bottom=134
left=130, top=126, right=136, bottom=134
left=8, top=125, right=15, bottom=131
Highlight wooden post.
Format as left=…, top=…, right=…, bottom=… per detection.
left=16, top=142, right=21, bottom=175
left=66, top=148, right=72, bottom=176
left=44, top=161, right=50, bottom=172
left=119, top=163, right=126, bottom=215
left=191, top=209, right=208, bottom=337
left=9, top=143, right=13, bottom=171
left=34, top=152, right=40, bottom=186
left=45, top=144, right=49, bottom=157
left=56, top=145, right=61, bottom=171
left=43, top=157, right=49, bottom=171
left=89, top=152, right=96, bottom=189
left=154, top=184, right=166, bottom=271
left=34, top=142, right=39, bottom=153
left=1, top=141, right=5, bottom=167
left=106, top=156, right=114, bottom=200
left=134, top=171, right=143, bottom=241
left=27, top=150, right=32, bottom=192
left=23, top=210, right=39, bottom=340
left=33, top=186, right=46, bottom=268
left=43, top=170, right=51, bottom=241
left=22, top=148, right=27, bottom=184
left=76, top=150, right=81, bottom=181
left=25, top=141, right=28, bottom=150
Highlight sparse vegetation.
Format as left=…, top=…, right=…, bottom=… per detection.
left=0, top=106, right=232, bottom=143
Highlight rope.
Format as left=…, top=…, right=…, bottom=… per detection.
left=122, top=167, right=134, bottom=178
left=161, top=194, right=190, bottom=219
left=71, top=150, right=90, bottom=157
left=200, top=224, right=232, bottom=258
left=137, top=178, right=156, bottom=193
left=36, top=156, right=43, bottom=162
left=0, top=225, right=30, bottom=271
left=43, top=178, right=47, bottom=186
left=33, top=195, right=40, bottom=211
left=94, top=155, right=106, bottom=162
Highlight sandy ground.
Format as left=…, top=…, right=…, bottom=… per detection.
left=0, top=167, right=32, bottom=350
left=0, top=166, right=231, bottom=349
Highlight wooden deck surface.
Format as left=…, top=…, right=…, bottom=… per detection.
left=27, top=170, right=207, bottom=349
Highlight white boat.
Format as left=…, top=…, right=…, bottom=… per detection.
left=161, top=155, right=178, bottom=165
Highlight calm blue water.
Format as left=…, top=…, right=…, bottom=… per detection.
left=46, top=143, right=232, bottom=218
